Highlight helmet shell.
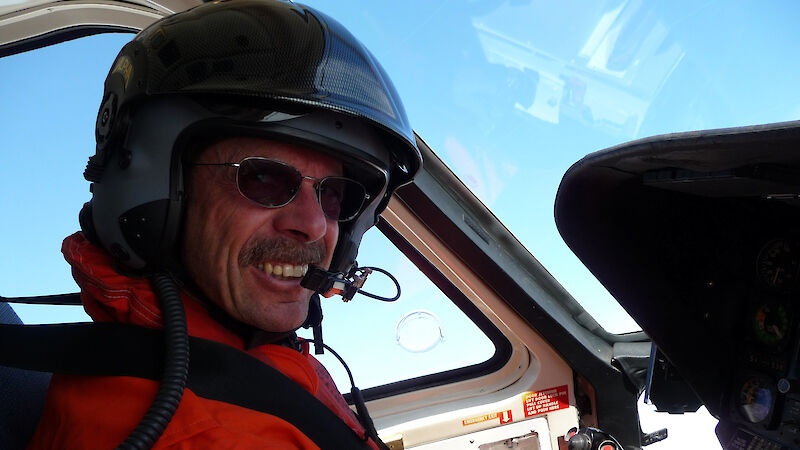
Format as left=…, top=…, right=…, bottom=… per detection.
left=85, top=0, right=421, bottom=273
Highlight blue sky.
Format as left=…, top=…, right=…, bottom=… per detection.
left=4, top=0, right=800, bottom=328
left=3, top=1, right=800, bottom=448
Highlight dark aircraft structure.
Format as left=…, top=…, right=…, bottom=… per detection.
left=557, top=121, right=800, bottom=450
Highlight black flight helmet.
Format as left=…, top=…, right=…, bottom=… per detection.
left=81, top=0, right=422, bottom=276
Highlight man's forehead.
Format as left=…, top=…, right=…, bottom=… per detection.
left=204, top=136, right=343, bottom=174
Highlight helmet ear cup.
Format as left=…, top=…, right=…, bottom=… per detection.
left=79, top=201, right=101, bottom=246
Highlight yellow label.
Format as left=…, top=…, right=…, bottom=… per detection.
left=461, top=410, right=512, bottom=426
left=112, top=55, right=134, bottom=90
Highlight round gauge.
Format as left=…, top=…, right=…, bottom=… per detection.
left=757, top=239, right=800, bottom=289
left=738, top=376, right=775, bottom=423
left=753, top=303, right=791, bottom=347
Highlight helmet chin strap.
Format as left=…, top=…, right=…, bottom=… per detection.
left=300, top=293, right=324, bottom=355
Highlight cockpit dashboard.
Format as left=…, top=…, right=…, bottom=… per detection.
left=555, top=121, right=800, bottom=450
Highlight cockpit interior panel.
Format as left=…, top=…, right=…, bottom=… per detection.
left=556, top=121, right=800, bottom=449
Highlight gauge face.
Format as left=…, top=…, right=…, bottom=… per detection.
left=738, top=377, right=775, bottom=423
left=753, top=303, right=791, bottom=347
left=757, top=239, right=800, bottom=289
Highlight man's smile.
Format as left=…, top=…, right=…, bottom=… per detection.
left=254, top=262, right=309, bottom=279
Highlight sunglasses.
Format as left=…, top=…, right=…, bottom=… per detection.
left=192, top=157, right=370, bottom=222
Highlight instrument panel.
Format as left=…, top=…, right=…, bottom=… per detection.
left=551, top=123, right=800, bottom=449
left=636, top=189, right=800, bottom=450
left=725, top=235, right=800, bottom=448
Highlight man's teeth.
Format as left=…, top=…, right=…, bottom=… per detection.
left=256, top=262, right=309, bottom=278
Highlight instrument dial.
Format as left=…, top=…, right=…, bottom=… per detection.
left=757, top=239, right=800, bottom=289
left=753, top=303, right=791, bottom=347
left=738, top=376, right=775, bottom=423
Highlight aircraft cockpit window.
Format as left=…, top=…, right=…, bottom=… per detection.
left=297, top=227, right=501, bottom=393
left=1, top=33, right=133, bottom=323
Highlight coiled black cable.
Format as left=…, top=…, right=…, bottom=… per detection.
left=355, top=266, right=401, bottom=302
left=117, top=272, right=190, bottom=450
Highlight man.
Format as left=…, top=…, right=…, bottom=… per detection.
left=29, top=0, right=421, bottom=448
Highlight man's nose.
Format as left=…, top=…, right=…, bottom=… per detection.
left=273, top=181, right=329, bottom=242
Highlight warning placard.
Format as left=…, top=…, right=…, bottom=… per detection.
left=522, top=385, right=569, bottom=417
left=462, top=410, right=513, bottom=426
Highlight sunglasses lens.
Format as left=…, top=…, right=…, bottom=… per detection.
left=235, top=158, right=367, bottom=221
left=318, top=177, right=367, bottom=221
left=236, top=159, right=301, bottom=207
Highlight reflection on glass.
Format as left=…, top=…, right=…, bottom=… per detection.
left=395, top=310, right=445, bottom=353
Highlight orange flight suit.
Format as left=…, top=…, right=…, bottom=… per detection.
left=29, top=233, right=378, bottom=449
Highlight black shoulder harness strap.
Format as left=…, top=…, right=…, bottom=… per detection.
left=0, top=322, right=373, bottom=449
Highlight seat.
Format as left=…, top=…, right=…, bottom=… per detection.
left=0, top=302, right=51, bottom=450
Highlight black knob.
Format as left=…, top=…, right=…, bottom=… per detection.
left=568, top=433, right=592, bottom=450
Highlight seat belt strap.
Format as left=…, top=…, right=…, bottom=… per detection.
left=0, top=322, right=373, bottom=449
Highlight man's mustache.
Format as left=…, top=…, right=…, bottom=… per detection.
left=239, top=237, right=326, bottom=267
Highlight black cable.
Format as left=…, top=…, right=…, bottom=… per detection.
left=297, top=339, right=389, bottom=450
left=299, top=339, right=354, bottom=387
left=356, top=266, right=401, bottom=302
left=116, top=272, right=190, bottom=450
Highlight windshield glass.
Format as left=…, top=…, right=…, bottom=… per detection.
left=301, top=0, right=800, bottom=333
left=5, top=2, right=798, bottom=333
